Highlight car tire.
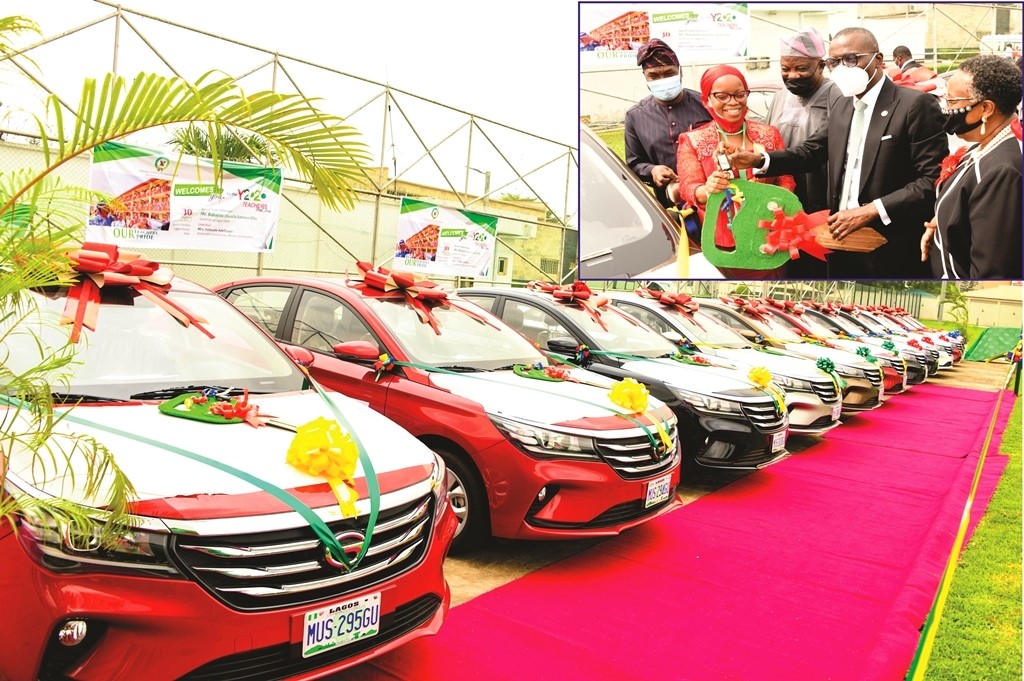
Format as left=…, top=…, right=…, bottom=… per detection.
left=433, top=447, right=489, bottom=554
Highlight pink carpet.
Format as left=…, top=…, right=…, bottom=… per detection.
left=337, top=385, right=1016, bottom=681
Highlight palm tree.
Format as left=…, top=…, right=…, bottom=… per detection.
left=0, top=13, right=371, bottom=539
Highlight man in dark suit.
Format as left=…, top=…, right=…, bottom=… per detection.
left=892, top=45, right=937, bottom=82
left=729, top=27, right=948, bottom=277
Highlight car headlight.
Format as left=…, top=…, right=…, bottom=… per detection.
left=671, top=388, right=744, bottom=415
left=489, top=415, right=599, bottom=460
left=429, top=452, right=447, bottom=505
left=772, top=374, right=814, bottom=392
left=833, top=364, right=866, bottom=378
left=17, top=510, right=180, bottom=577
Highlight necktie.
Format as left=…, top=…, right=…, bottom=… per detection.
left=839, top=99, right=868, bottom=210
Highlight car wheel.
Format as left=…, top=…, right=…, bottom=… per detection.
left=434, top=447, right=489, bottom=554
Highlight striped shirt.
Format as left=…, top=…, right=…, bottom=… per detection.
left=625, top=91, right=712, bottom=207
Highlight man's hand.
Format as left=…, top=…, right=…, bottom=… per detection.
left=726, top=147, right=763, bottom=170
left=651, top=165, right=677, bottom=187
left=920, top=218, right=936, bottom=262
left=826, top=204, right=880, bottom=241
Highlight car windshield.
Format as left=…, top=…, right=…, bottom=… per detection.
left=558, top=302, right=678, bottom=357
left=579, top=135, right=655, bottom=256
left=747, top=311, right=804, bottom=342
left=789, top=312, right=837, bottom=339
left=831, top=312, right=871, bottom=336
left=671, top=309, right=749, bottom=348
left=4, top=285, right=305, bottom=400
left=365, top=296, right=543, bottom=370
left=852, top=312, right=891, bottom=333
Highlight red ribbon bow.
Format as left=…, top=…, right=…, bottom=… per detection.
left=908, top=339, right=923, bottom=350
left=720, top=296, right=771, bottom=322
left=63, top=242, right=212, bottom=343
left=207, top=389, right=274, bottom=428
left=528, top=280, right=608, bottom=330
left=757, top=206, right=833, bottom=261
left=921, top=336, right=934, bottom=345
left=354, top=262, right=495, bottom=335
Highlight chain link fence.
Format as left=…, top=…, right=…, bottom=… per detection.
left=1, top=3, right=578, bottom=289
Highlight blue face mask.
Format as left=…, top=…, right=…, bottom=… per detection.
left=647, top=74, right=683, bottom=102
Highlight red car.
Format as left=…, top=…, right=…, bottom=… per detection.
left=1, top=276, right=456, bottom=680
left=215, top=274, right=681, bottom=553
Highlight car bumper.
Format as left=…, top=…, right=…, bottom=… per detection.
left=677, top=410, right=789, bottom=469
left=480, top=441, right=683, bottom=541
left=839, top=376, right=883, bottom=412
left=0, top=503, right=457, bottom=681
left=784, top=391, right=842, bottom=435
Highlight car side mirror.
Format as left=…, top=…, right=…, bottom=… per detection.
left=333, top=340, right=381, bottom=362
left=284, top=344, right=315, bottom=368
left=546, top=337, right=580, bottom=354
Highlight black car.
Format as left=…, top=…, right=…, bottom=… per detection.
left=456, top=286, right=790, bottom=471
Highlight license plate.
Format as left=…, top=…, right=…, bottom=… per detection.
left=771, top=430, right=786, bottom=452
left=301, top=592, right=381, bottom=658
left=902, top=373, right=908, bottom=390
left=879, top=382, right=885, bottom=399
left=645, top=473, right=673, bottom=508
left=831, top=403, right=842, bottom=421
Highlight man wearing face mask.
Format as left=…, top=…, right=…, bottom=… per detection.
left=728, top=27, right=948, bottom=277
left=766, top=28, right=837, bottom=277
left=625, top=39, right=712, bottom=210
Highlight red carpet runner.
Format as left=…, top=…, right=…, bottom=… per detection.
left=341, top=384, right=1016, bottom=681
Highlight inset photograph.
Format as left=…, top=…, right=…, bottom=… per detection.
left=579, top=3, right=1022, bottom=280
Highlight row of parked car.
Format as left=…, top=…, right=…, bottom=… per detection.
left=0, top=273, right=964, bottom=679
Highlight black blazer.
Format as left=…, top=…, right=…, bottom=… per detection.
left=766, top=77, right=948, bottom=277
left=930, top=135, right=1023, bottom=278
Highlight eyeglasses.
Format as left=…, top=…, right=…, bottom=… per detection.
left=941, top=96, right=975, bottom=104
left=824, top=53, right=877, bottom=69
left=709, top=90, right=750, bottom=103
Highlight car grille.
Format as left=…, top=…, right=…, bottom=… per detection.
left=810, top=380, right=839, bottom=403
left=885, top=358, right=905, bottom=375
left=594, top=424, right=679, bottom=480
left=860, top=395, right=880, bottom=408
left=927, top=349, right=940, bottom=361
left=528, top=496, right=675, bottom=529
left=865, top=367, right=883, bottom=386
left=171, top=494, right=435, bottom=611
left=741, top=399, right=787, bottom=432
left=179, top=594, right=442, bottom=680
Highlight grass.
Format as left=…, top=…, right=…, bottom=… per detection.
left=596, top=128, right=626, bottom=161
left=923, top=393, right=1022, bottom=680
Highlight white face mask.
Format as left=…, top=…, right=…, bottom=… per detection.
left=829, top=64, right=871, bottom=98
left=647, top=74, right=683, bottom=102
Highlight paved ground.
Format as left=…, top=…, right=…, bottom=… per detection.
left=444, top=359, right=1017, bottom=607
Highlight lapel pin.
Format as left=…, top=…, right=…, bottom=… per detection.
left=880, top=110, right=889, bottom=117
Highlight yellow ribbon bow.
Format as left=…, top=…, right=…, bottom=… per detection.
left=748, top=367, right=773, bottom=388
left=287, top=417, right=360, bottom=517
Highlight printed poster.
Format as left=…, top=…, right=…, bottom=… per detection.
left=394, top=198, right=498, bottom=277
left=86, top=141, right=282, bottom=251
left=580, top=3, right=749, bottom=65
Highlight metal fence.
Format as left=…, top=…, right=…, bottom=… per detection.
left=1, top=2, right=578, bottom=289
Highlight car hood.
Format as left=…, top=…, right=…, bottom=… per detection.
left=780, top=343, right=878, bottom=369
left=817, top=338, right=900, bottom=361
left=619, top=358, right=765, bottom=394
left=4, top=391, right=435, bottom=516
left=428, top=368, right=671, bottom=430
left=703, top=348, right=835, bottom=381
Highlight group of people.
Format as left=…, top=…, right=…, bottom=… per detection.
left=624, top=28, right=1022, bottom=279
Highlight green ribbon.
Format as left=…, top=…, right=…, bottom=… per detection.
left=379, top=356, right=673, bottom=456
left=1, top=388, right=377, bottom=570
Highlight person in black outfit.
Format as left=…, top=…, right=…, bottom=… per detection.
left=922, top=54, right=1022, bottom=279
left=727, top=27, right=948, bottom=277
left=624, top=39, right=712, bottom=209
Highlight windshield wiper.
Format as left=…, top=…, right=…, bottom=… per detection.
left=52, top=392, right=130, bottom=405
left=129, top=385, right=250, bottom=400
left=491, top=364, right=519, bottom=371
left=434, top=365, right=484, bottom=373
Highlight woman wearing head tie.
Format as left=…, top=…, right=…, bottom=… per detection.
left=667, top=65, right=795, bottom=262
left=922, top=54, right=1022, bottom=278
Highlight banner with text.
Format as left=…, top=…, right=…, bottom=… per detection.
left=86, top=141, right=282, bottom=251
left=394, top=198, right=498, bottom=277
left=580, top=3, right=750, bottom=66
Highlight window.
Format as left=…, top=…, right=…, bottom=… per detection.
left=221, top=285, right=292, bottom=336
left=502, top=301, right=574, bottom=349
left=291, top=292, right=373, bottom=352
left=540, top=257, right=560, bottom=275
left=616, top=304, right=673, bottom=335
